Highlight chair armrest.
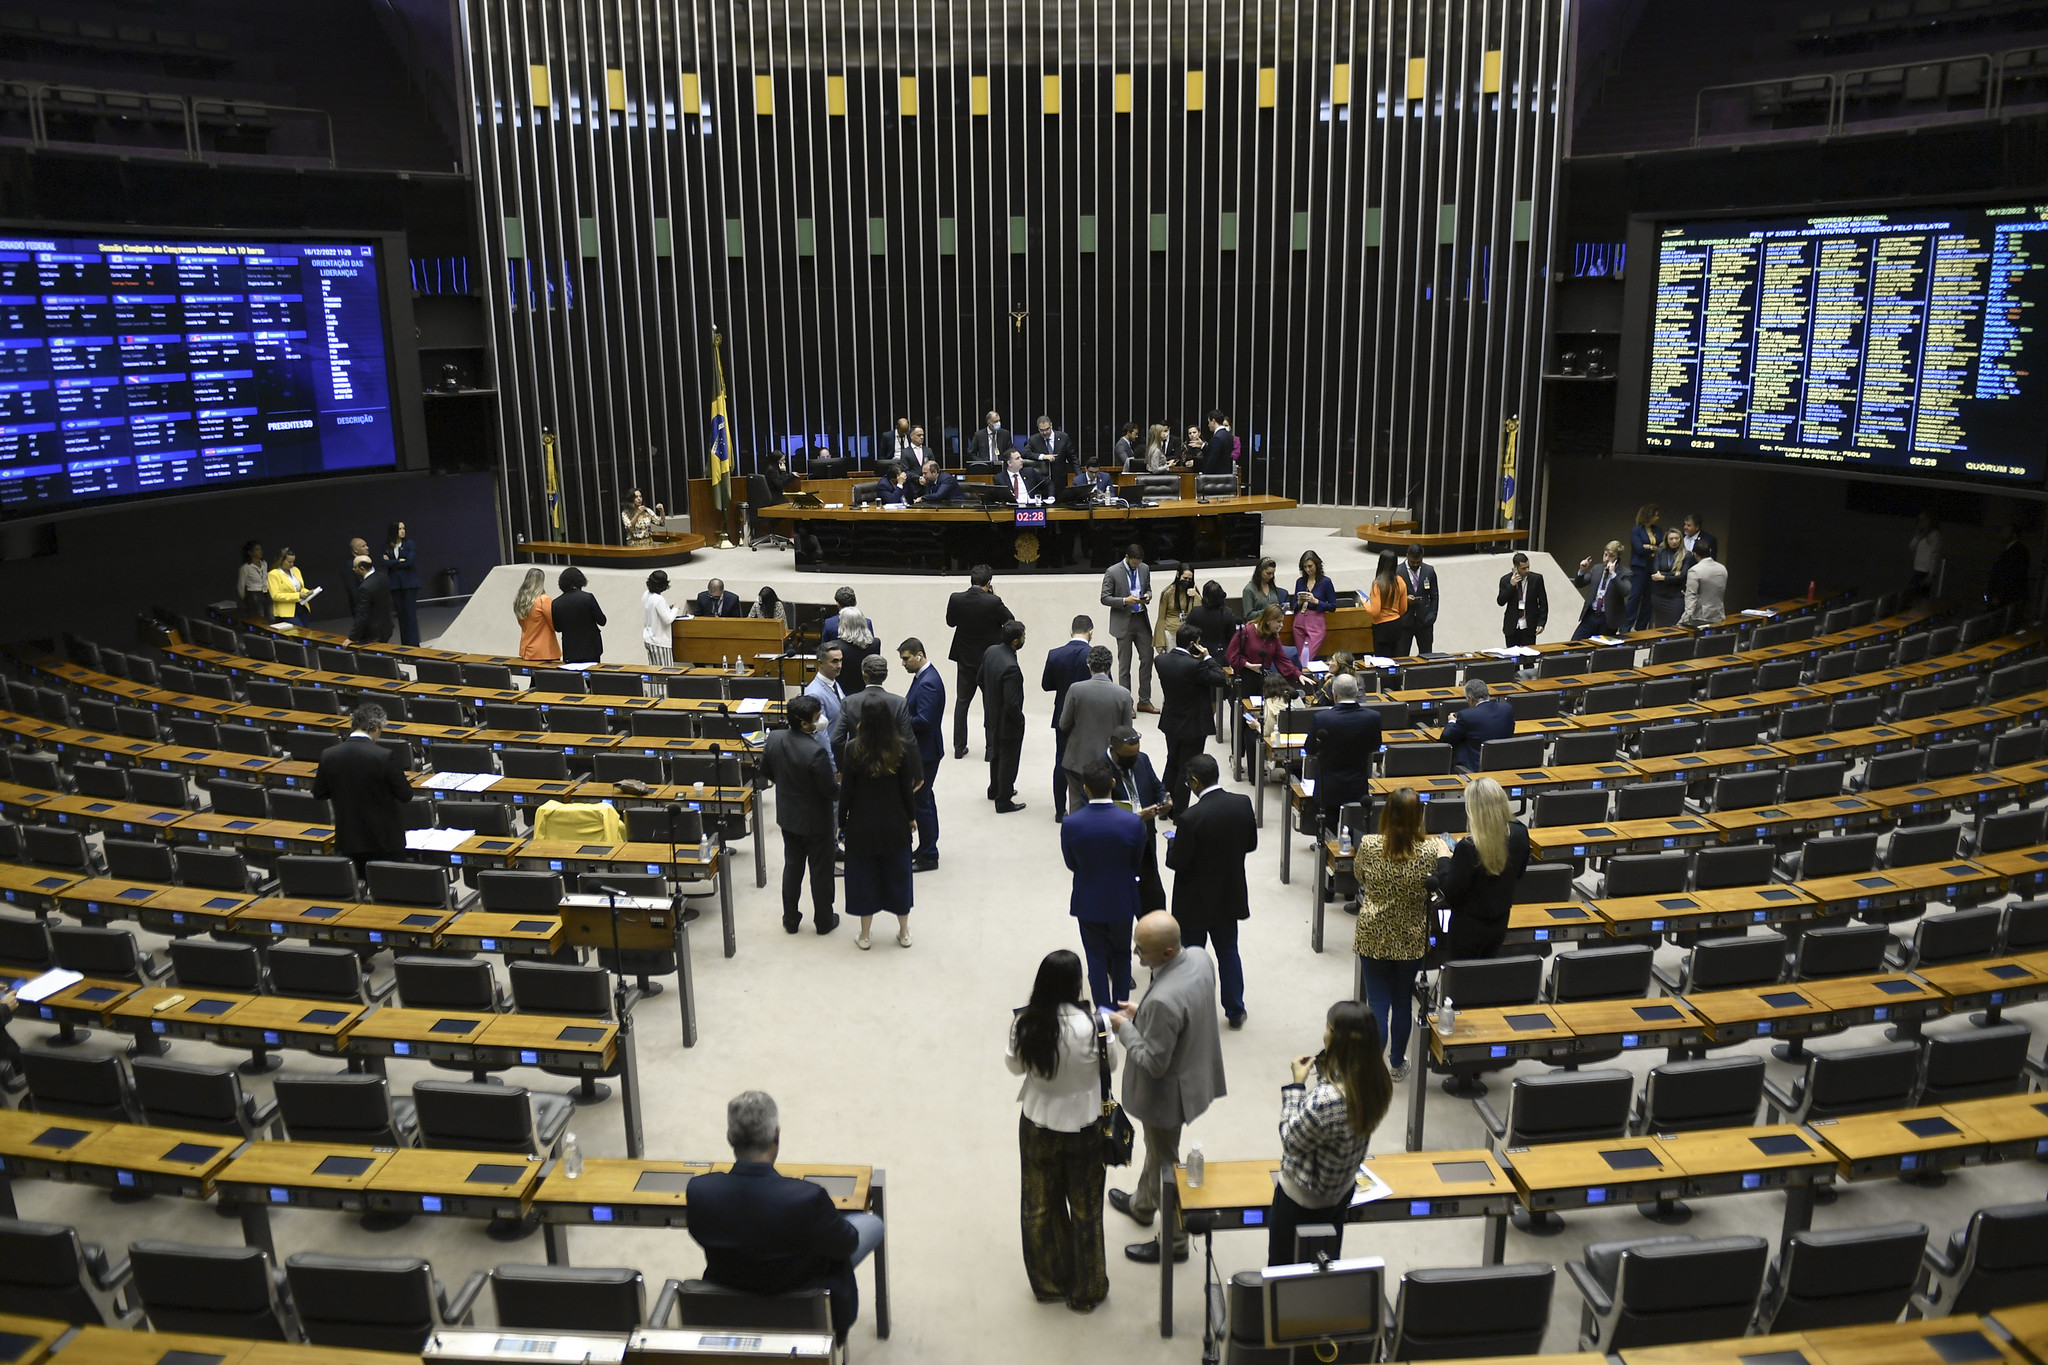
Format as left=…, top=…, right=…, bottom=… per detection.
left=650, top=1278, right=684, bottom=1328
left=1762, top=1077, right=1799, bottom=1120
left=93, top=1256, right=132, bottom=1292
left=1564, top=1261, right=1613, bottom=1316
left=140, top=952, right=174, bottom=982
left=1473, top=1094, right=1507, bottom=1140
left=440, top=1269, right=489, bottom=1325
left=1883, top=941, right=1908, bottom=971
left=1650, top=962, right=1684, bottom=995
left=2024, top=1052, right=2048, bottom=1081
left=618, top=985, right=644, bottom=1017
left=363, top=965, right=399, bottom=1003
left=245, top=1095, right=280, bottom=1134
left=449, top=882, right=482, bottom=913
left=1921, top=1242, right=1960, bottom=1278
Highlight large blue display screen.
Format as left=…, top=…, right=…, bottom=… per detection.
left=0, top=230, right=399, bottom=516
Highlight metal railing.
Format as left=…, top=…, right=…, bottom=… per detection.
left=0, top=80, right=334, bottom=168
left=1691, top=44, right=2048, bottom=146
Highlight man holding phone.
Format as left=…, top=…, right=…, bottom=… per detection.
left=1100, top=543, right=1156, bottom=713
left=1108, top=726, right=1169, bottom=913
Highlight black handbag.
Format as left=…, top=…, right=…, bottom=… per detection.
left=1095, top=1017, right=1135, bottom=1166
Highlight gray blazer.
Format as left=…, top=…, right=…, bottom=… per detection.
left=1100, top=560, right=1152, bottom=641
left=828, top=684, right=916, bottom=768
left=1114, top=945, right=1226, bottom=1128
left=1056, top=674, right=1135, bottom=776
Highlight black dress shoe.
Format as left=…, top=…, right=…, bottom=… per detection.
left=954, top=748, right=968, bottom=761
left=1124, top=1240, right=1188, bottom=1264
left=1227, top=1013, right=1247, bottom=1030
left=783, top=919, right=802, bottom=934
left=995, top=802, right=1028, bottom=814
left=1106, top=1187, right=1153, bottom=1227
left=913, top=857, right=938, bottom=872
left=816, top=914, right=842, bottom=935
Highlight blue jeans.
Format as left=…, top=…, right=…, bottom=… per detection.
left=847, top=1211, right=885, bottom=1266
left=1357, top=955, right=1421, bottom=1066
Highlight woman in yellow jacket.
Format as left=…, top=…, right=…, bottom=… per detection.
left=266, top=546, right=311, bottom=623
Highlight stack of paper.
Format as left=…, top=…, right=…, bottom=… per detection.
left=405, top=828, right=477, bottom=852
left=421, top=771, right=502, bottom=792
left=19, top=968, right=83, bottom=1003
left=735, top=697, right=769, bottom=715
left=1351, top=1163, right=1394, bottom=1206
left=1742, top=608, right=1777, bottom=618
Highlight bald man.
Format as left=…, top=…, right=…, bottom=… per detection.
left=1106, top=911, right=1227, bottom=1265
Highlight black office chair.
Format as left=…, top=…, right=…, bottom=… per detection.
left=1763, top=1040, right=1921, bottom=1124
left=1700, top=716, right=1765, bottom=751
left=437, top=799, right=515, bottom=836
left=128, top=1240, right=294, bottom=1340
left=1989, top=726, right=2047, bottom=769
left=22, top=1049, right=140, bottom=1122
left=485, top=703, right=545, bottom=731
left=1566, top=1234, right=1769, bottom=1350
left=1505, top=692, right=1564, bottom=723
left=1380, top=1263, right=1555, bottom=1360
left=1552, top=729, right=1621, bottom=765
left=70, top=763, right=129, bottom=801
left=269, top=942, right=391, bottom=1006
left=1652, top=931, right=1785, bottom=995
left=1513, top=863, right=1576, bottom=906
left=0, top=913, right=54, bottom=981
left=367, top=860, right=477, bottom=912
left=1596, top=852, right=1689, bottom=900
left=165, top=938, right=276, bottom=1071
left=1580, top=683, right=1639, bottom=715
left=500, top=748, right=572, bottom=780
left=673, top=1280, right=831, bottom=1341
left=0, top=1217, right=145, bottom=1326
left=105, top=837, right=177, bottom=885
left=216, top=725, right=275, bottom=758
left=50, top=924, right=170, bottom=1032
left=1632, top=1055, right=1765, bottom=1135
left=132, top=1056, right=281, bottom=1141
left=267, top=788, right=333, bottom=823
left=530, top=668, right=587, bottom=694
left=276, top=854, right=361, bottom=900
left=1893, top=907, right=2001, bottom=971
left=1383, top=743, right=1453, bottom=778
left=275, top=1072, right=419, bottom=1148
left=1545, top=945, right=1654, bottom=1003
left=1967, top=807, right=2048, bottom=857
left=506, top=959, right=626, bottom=1104
left=1433, top=955, right=1545, bottom=1096
left=1776, top=703, right=1833, bottom=742
left=1911, top=1201, right=2048, bottom=1316
left=490, top=1264, right=675, bottom=1331
left=1884, top=824, right=1962, bottom=869
left=1758, top=1223, right=1928, bottom=1332
left=415, top=659, right=466, bottom=685
left=1636, top=722, right=1701, bottom=760
left=286, top=1253, right=487, bottom=1351
left=1706, top=771, right=1779, bottom=812
left=1777, top=832, right=1880, bottom=880
left=1475, top=1068, right=1634, bottom=1232
left=1692, top=844, right=1775, bottom=892
left=1780, top=760, right=1850, bottom=802
left=1477, top=735, right=1548, bottom=771
left=431, top=743, right=498, bottom=775
left=24, top=824, right=95, bottom=872
left=1534, top=790, right=1609, bottom=827
left=1636, top=677, right=1694, bottom=707
left=1855, top=749, right=1928, bottom=793
left=1917, top=1023, right=2031, bottom=1105
left=1614, top=782, right=1686, bottom=820
left=395, top=954, right=507, bottom=1081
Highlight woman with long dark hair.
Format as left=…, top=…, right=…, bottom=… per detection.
left=1628, top=502, right=1661, bottom=630
left=842, top=700, right=920, bottom=949
left=1366, top=550, right=1410, bottom=657
left=380, top=520, right=422, bottom=645
left=748, top=585, right=787, bottom=626
left=237, top=541, right=269, bottom=618
left=1185, top=580, right=1239, bottom=659
left=1005, top=948, right=1113, bottom=1312
left=1648, top=526, right=1690, bottom=628
left=1241, top=557, right=1284, bottom=622
left=1271, top=999, right=1394, bottom=1263
left=1292, top=550, right=1337, bottom=663
left=1153, top=563, right=1197, bottom=652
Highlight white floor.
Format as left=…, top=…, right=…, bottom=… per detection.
left=17, top=534, right=2045, bottom=1361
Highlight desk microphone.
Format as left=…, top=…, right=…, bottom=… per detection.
left=1183, top=1210, right=1217, bottom=1234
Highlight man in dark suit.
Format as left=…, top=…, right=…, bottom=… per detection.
left=340, top=535, right=368, bottom=617
left=1572, top=542, right=1630, bottom=639
left=898, top=639, right=947, bottom=870
left=347, top=556, right=394, bottom=645
left=1402, top=548, right=1441, bottom=653
left=694, top=578, right=743, bottom=618
left=1198, top=410, right=1236, bottom=476
left=998, top=450, right=1045, bottom=503
left=1442, top=678, right=1516, bottom=770
left=1025, top=414, right=1075, bottom=490
left=1166, top=753, right=1257, bottom=1027
left=1040, top=615, right=1095, bottom=820
left=980, top=619, right=1028, bottom=813
left=1061, top=761, right=1145, bottom=1011
left=883, top=416, right=916, bottom=463
left=1680, top=512, right=1718, bottom=564
left=912, top=458, right=963, bottom=503
left=1303, top=673, right=1382, bottom=833
left=1109, top=727, right=1170, bottom=913
left=970, top=409, right=1016, bottom=465
left=1497, top=553, right=1549, bottom=647
left=688, top=1091, right=882, bottom=1345
left=1153, top=625, right=1226, bottom=817
left=312, top=703, right=414, bottom=873
left=946, top=565, right=1013, bottom=760
left=817, top=587, right=869, bottom=645
left=762, top=695, right=840, bottom=933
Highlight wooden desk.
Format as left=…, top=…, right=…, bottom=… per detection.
left=346, top=1007, right=494, bottom=1062
left=1505, top=1135, right=1685, bottom=1213
left=216, top=996, right=363, bottom=1057
left=1631, top=745, right=1794, bottom=784
left=64, top=1121, right=242, bottom=1198
left=1859, top=774, right=2016, bottom=823
left=1549, top=997, right=1709, bottom=1052
left=211, top=1140, right=397, bottom=1257
left=1705, top=796, right=1883, bottom=842
left=475, top=1013, right=617, bottom=1071
left=23, top=977, right=137, bottom=1040
left=230, top=896, right=360, bottom=941
left=519, top=533, right=705, bottom=566
left=1805, top=1315, right=2030, bottom=1365
left=0, top=1313, right=67, bottom=1365
left=58, top=1326, right=256, bottom=1365
left=1651, top=1123, right=1839, bottom=1204
left=1531, top=816, right=1725, bottom=862
left=1504, top=899, right=1611, bottom=946
left=331, top=904, right=454, bottom=950
left=135, top=887, right=256, bottom=936
left=39, top=794, right=190, bottom=840
left=363, top=1147, right=542, bottom=1222
left=0, top=1109, right=114, bottom=1215
left=1938, top=1093, right=2048, bottom=1162
left=1799, top=973, right=1946, bottom=1034
left=1594, top=885, right=1814, bottom=939
left=52, top=877, right=165, bottom=923
left=1800, top=862, right=2002, bottom=919
left=139, top=744, right=280, bottom=783
left=1774, top=725, right=1916, bottom=764
left=1975, top=844, right=2048, bottom=896
left=1913, top=957, right=2048, bottom=1019
left=1990, top=1303, right=2048, bottom=1362
left=0, top=863, right=82, bottom=912
left=440, top=911, right=564, bottom=957
left=672, top=616, right=787, bottom=668
left=1808, top=1106, right=1990, bottom=1178
left=516, top=838, right=734, bottom=958
left=1680, top=983, right=1836, bottom=1044
left=1622, top=1332, right=1818, bottom=1365
left=1156, top=1150, right=1514, bottom=1337
left=1356, top=523, right=1527, bottom=550
left=1428, top=1005, right=1576, bottom=1067
left=113, top=986, right=255, bottom=1048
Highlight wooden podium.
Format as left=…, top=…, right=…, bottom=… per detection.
left=673, top=615, right=787, bottom=666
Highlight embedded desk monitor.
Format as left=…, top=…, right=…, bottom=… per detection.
left=1262, top=1255, right=1385, bottom=1349
left=0, top=224, right=417, bottom=519
left=1616, top=197, right=2048, bottom=490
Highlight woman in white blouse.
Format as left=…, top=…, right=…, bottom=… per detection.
left=1005, top=948, right=1115, bottom=1313
left=641, top=569, right=679, bottom=665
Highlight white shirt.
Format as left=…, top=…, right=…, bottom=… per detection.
left=1912, top=529, right=1944, bottom=574
left=642, top=590, right=679, bottom=647
left=1010, top=468, right=1030, bottom=500
left=1006, top=1004, right=1116, bottom=1133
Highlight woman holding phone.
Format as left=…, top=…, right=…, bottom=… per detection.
left=1291, top=550, right=1337, bottom=663
left=1271, top=999, right=1393, bottom=1263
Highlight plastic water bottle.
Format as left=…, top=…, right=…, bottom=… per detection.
left=1435, top=996, right=1457, bottom=1037
left=1186, top=1140, right=1205, bottom=1189
left=1338, top=827, right=1354, bottom=857
left=721, top=654, right=730, bottom=672
left=563, top=1133, right=582, bottom=1179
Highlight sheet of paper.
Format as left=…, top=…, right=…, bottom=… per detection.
left=560, top=662, right=597, bottom=671
left=420, top=771, right=472, bottom=790
left=1743, top=608, right=1777, bottom=618
left=1298, top=778, right=1316, bottom=796
left=1351, top=1163, right=1395, bottom=1206
left=404, top=828, right=474, bottom=851
left=19, top=968, right=84, bottom=1003
left=457, top=772, right=502, bottom=791
left=736, top=697, right=769, bottom=715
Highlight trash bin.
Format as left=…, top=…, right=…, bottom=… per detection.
left=437, top=567, right=461, bottom=599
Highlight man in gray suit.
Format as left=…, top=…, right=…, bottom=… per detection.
left=1100, top=543, right=1156, bottom=713
left=1056, top=644, right=1135, bottom=814
left=1107, top=910, right=1227, bottom=1264
left=827, top=655, right=916, bottom=766
left=762, top=695, right=840, bottom=935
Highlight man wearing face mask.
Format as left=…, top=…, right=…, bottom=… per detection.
left=763, top=695, right=841, bottom=935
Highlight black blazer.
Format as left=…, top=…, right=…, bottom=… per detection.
left=1443, top=697, right=1516, bottom=771
left=695, top=589, right=744, bottom=618
left=1166, top=787, right=1258, bottom=929
left=1437, top=822, right=1532, bottom=927
left=686, top=1162, right=862, bottom=1340
left=1497, top=571, right=1549, bottom=636
left=312, top=735, right=414, bottom=858
left=842, top=757, right=922, bottom=852
left=978, top=644, right=1026, bottom=735
left=1199, top=427, right=1235, bottom=475
left=348, top=570, right=394, bottom=644
left=763, top=728, right=838, bottom=837
left=970, top=425, right=1017, bottom=463
left=1304, top=702, right=1382, bottom=809
left=552, top=589, right=607, bottom=663
left=1403, top=563, right=1441, bottom=628
left=1155, top=648, right=1226, bottom=742
left=1573, top=565, right=1629, bottom=634
left=1024, top=428, right=1074, bottom=485
left=1041, top=639, right=1092, bottom=732
left=946, top=588, right=1013, bottom=667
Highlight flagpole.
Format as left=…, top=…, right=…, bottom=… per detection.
left=711, top=327, right=735, bottom=548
